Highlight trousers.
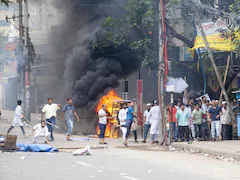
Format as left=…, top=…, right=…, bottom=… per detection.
left=143, top=124, right=151, bottom=140
left=121, top=120, right=133, bottom=139
left=211, top=121, right=220, bottom=139
left=46, top=117, right=56, bottom=140
left=132, top=130, right=137, bottom=141
left=33, top=132, right=50, bottom=142
left=7, top=126, right=25, bottom=135
left=194, top=124, right=203, bottom=139
left=151, top=134, right=159, bottom=142
left=120, top=127, right=127, bottom=142
left=98, top=123, right=106, bottom=138
left=179, top=126, right=190, bottom=142
left=170, top=122, right=178, bottom=141
left=67, top=119, right=74, bottom=135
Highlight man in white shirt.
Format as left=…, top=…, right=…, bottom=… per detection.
left=142, top=103, right=152, bottom=143
left=148, top=100, right=161, bottom=144
left=7, top=100, right=28, bottom=137
left=118, top=103, right=128, bottom=144
left=41, top=98, right=61, bottom=141
left=220, top=101, right=231, bottom=140
left=98, top=104, right=113, bottom=144
left=32, top=121, right=50, bottom=144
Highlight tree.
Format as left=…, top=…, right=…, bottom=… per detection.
left=95, top=0, right=216, bottom=68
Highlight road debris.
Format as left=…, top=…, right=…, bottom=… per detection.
left=20, top=156, right=26, bottom=160
left=73, top=146, right=92, bottom=156
left=168, top=146, right=238, bottom=162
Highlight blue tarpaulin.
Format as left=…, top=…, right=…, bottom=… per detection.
left=16, top=144, right=59, bottom=152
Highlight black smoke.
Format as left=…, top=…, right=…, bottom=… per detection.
left=51, top=0, right=141, bottom=111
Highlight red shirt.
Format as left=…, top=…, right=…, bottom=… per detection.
left=167, top=106, right=177, bottom=122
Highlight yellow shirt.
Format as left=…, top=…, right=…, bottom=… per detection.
left=42, top=103, right=60, bottom=119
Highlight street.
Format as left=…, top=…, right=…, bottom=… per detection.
left=1, top=147, right=240, bottom=180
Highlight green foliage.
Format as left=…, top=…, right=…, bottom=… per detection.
left=95, top=0, right=158, bottom=68
left=229, top=0, right=240, bottom=13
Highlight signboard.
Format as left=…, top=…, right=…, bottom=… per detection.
left=166, top=77, right=188, bottom=93
left=193, top=19, right=239, bottom=51
left=137, top=80, right=143, bottom=125
left=196, top=19, right=227, bottom=36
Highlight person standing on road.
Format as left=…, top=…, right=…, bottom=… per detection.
left=220, top=101, right=231, bottom=140
left=41, top=98, right=61, bottom=141
left=167, top=102, right=178, bottom=142
left=176, top=103, right=190, bottom=142
left=61, top=98, right=80, bottom=141
left=148, top=100, right=161, bottom=144
left=98, top=104, right=113, bottom=144
left=142, top=103, right=152, bottom=143
left=208, top=100, right=222, bottom=141
left=118, top=103, right=128, bottom=144
left=7, top=100, right=28, bottom=137
left=191, top=104, right=205, bottom=141
left=32, top=121, right=50, bottom=144
left=116, top=100, right=139, bottom=146
left=185, top=100, right=195, bottom=141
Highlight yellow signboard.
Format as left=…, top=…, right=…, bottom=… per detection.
left=193, top=33, right=238, bottom=52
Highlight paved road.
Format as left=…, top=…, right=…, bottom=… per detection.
left=1, top=147, right=240, bottom=180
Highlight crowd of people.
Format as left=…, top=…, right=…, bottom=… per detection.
left=166, top=96, right=233, bottom=143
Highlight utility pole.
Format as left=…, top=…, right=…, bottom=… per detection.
left=18, top=0, right=26, bottom=114
left=159, top=0, right=168, bottom=146
left=24, top=0, right=30, bottom=121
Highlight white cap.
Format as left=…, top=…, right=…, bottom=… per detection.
left=222, top=101, right=227, bottom=105
left=146, top=103, right=151, bottom=106
left=215, top=100, right=219, bottom=102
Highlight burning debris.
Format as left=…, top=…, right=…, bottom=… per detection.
left=96, top=90, right=122, bottom=138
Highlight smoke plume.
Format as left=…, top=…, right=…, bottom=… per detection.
left=51, top=0, right=141, bottom=110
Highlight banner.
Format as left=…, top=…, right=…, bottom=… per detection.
left=193, top=33, right=237, bottom=51
left=193, top=19, right=239, bottom=51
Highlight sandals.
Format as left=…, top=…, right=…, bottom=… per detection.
left=99, top=142, right=108, bottom=145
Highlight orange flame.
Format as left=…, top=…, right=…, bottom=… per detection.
left=96, top=90, right=122, bottom=138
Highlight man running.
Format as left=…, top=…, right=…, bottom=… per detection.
left=61, top=98, right=80, bottom=141
left=117, top=100, right=139, bottom=146
left=7, top=100, right=28, bottom=137
left=41, top=98, right=61, bottom=141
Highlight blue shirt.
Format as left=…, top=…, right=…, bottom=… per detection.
left=63, top=104, right=75, bottom=120
left=176, top=109, right=189, bottom=126
left=208, top=106, right=222, bottom=121
left=126, top=106, right=134, bottom=121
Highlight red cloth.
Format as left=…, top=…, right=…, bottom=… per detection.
left=167, top=106, right=177, bottom=122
